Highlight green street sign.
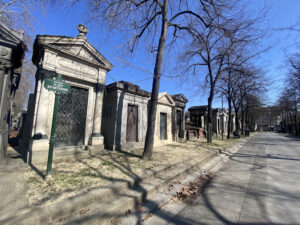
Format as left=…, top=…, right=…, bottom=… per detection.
left=44, top=73, right=71, bottom=179
left=44, top=76, right=71, bottom=93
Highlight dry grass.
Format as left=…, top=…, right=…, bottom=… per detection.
left=25, top=137, right=246, bottom=207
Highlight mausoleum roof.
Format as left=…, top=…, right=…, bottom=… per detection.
left=172, top=94, right=188, bottom=103
left=106, top=81, right=150, bottom=98
left=32, top=34, right=113, bottom=71
left=0, top=22, right=25, bottom=68
left=158, top=92, right=175, bottom=106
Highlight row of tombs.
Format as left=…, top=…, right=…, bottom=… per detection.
left=17, top=25, right=188, bottom=164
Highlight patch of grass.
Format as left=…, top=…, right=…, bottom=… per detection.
left=101, top=160, right=111, bottom=166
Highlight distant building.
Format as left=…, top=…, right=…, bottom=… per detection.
left=188, top=105, right=232, bottom=136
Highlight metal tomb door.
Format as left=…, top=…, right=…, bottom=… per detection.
left=176, top=110, right=182, bottom=135
left=160, top=113, right=167, bottom=140
left=55, top=86, right=88, bottom=147
left=126, top=105, right=138, bottom=142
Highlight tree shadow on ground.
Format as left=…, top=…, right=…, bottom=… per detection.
left=167, top=141, right=294, bottom=225
left=2, top=145, right=205, bottom=225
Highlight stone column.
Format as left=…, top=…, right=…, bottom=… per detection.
left=34, top=72, right=51, bottom=138
left=181, top=109, right=185, bottom=131
left=0, top=65, right=5, bottom=99
left=28, top=71, right=53, bottom=157
left=0, top=65, right=7, bottom=166
left=91, top=83, right=105, bottom=146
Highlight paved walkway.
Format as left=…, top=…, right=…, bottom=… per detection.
left=0, top=147, right=29, bottom=221
left=144, top=133, right=300, bottom=225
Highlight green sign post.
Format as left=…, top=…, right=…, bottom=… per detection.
left=44, top=74, right=71, bottom=179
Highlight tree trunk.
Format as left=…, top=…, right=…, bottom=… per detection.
left=294, top=112, right=298, bottom=135
left=227, top=97, right=232, bottom=139
left=294, top=97, right=298, bottom=136
left=245, top=102, right=249, bottom=130
left=143, top=0, right=169, bottom=159
left=207, top=87, right=214, bottom=143
left=234, top=106, right=239, bottom=132
left=241, top=109, right=244, bottom=135
left=288, top=112, right=293, bottom=134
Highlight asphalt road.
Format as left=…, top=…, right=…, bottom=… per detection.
left=144, top=133, right=300, bottom=225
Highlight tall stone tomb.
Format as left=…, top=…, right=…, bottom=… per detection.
left=101, top=81, right=150, bottom=151
left=0, top=23, right=24, bottom=166
left=27, top=25, right=112, bottom=163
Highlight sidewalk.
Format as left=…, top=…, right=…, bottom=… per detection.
left=0, top=136, right=249, bottom=225
left=0, top=147, right=28, bottom=221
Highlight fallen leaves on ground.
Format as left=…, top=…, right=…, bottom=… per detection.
left=111, top=218, right=121, bottom=225
left=79, top=208, right=89, bottom=215
left=141, top=213, right=153, bottom=222
left=136, top=204, right=144, bottom=212
left=173, top=173, right=213, bottom=203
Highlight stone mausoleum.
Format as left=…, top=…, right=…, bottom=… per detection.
left=101, top=81, right=150, bottom=151
left=0, top=22, right=24, bottom=166
left=188, top=105, right=231, bottom=136
left=154, top=92, right=176, bottom=145
left=27, top=25, right=112, bottom=163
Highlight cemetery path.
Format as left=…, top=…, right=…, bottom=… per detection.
left=0, top=151, right=28, bottom=221
left=143, top=132, right=300, bottom=225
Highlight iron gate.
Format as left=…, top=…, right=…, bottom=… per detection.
left=54, top=86, right=89, bottom=147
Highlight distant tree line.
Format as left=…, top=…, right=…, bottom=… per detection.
left=277, top=53, right=300, bottom=135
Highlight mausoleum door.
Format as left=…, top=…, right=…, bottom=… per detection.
left=160, top=113, right=167, bottom=140
left=176, top=110, right=182, bottom=134
left=55, top=86, right=89, bottom=147
left=126, top=105, right=138, bottom=142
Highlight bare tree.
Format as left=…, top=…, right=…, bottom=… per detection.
left=179, top=0, right=266, bottom=142
left=0, top=0, right=39, bottom=115
left=0, top=0, right=38, bottom=30
left=277, top=53, right=300, bottom=135
left=217, top=50, right=251, bottom=139
left=244, top=94, right=263, bottom=131
left=277, top=88, right=298, bottom=135
left=230, top=65, right=265, bottom=134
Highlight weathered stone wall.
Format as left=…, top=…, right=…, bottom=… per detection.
left=102, top=89, right=149, bottom=151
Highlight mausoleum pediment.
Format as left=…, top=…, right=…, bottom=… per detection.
left=172, top=94, right=188, bottom=103
left=0, top=22, right=24, bottom=46
left=158, top=92, right=175, bottom=106
left=32, top=35, right=113, bottom=71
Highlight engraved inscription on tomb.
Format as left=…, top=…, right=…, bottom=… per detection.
left=57, top=56, right=98, bottom=79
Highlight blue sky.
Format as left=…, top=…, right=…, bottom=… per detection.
left=28, top=0, right=300, bottom=109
